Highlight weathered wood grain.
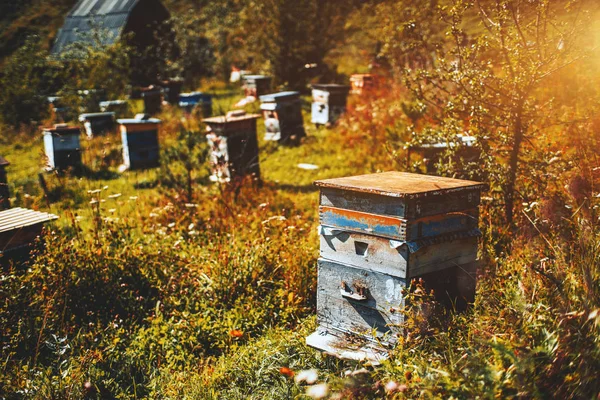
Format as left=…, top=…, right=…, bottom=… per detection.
left=319, top=227, right=479, bottom=278
left=319, top=206, right=479, bottom=241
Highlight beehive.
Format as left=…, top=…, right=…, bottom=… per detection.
left=307, top=171, right=487, bottom=362
left=141, top=87, right=163, bottom=115
left=203, top=112, right=261, bottom=183
left=311, top=84, right=350, bottom=126
left=242, top=75, right=272, bottom=98
left=406, top=135, right=480, bottom=173
left=99, top=100, right=129, bottom=117
left=0, top=207, right=58, bottom=257
left=349, top=74, right=376, bottom=95
left=0, top=157, right=9, bottom=210
left=162, top=79, right=183, bottom=105
left=179, top=92, right=213, bottom=117
left=259, top=91, right=306, bottom=143
left=78, top=112, right=116, bottom=137
left=42, top=124, right=82, bottom=171
left=118, top=114, right=161, bottom=170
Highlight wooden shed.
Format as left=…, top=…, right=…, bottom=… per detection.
left=42, top=124, right=82, bottom=171
left=0, top=208, right=58, bottom=257
left=307, top=172, right=488, bottom=362
left=118, top=114, right=161, bottom=170
left=51, top=0, right=174, bottom=85
left=0, top=157, right=10, bottom=211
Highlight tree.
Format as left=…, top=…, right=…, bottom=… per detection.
left=395, top=0, right=597, bottom=226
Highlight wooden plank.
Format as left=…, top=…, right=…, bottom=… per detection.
left=320, top=187, right=480, bottom=219
left=319, top=227, right=479, bottom=278
left=319, top=206, right=478, bottom=241
left=316, top=259, right=406, bottom=345
left=315, top=171, right=488, bottom=199
left=306, top=329, right=389, bottom=364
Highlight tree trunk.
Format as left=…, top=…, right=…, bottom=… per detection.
left=505, top=99, right=525, bottom=227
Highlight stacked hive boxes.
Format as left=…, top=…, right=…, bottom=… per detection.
left=306, top=171, right=487, bottom=362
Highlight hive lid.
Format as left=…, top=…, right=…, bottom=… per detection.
left=43, top=124, right=81, bottom=135
left=0, top=156, right=9, bottom=167
left=259, top=91, right=300, bottom=102
left=117, top=114, right=161, bottom=124
left=243, top=75, right=271, bottom=80
left=203, top=113, right=260, bottom=124
left=78, top=112, right=115, bottom=121
left=0, top=207, right=58, bottom=234
left=315, top=171, right=488, bottom=199
left=312, top=84, right=351, bottom=91
left=99, top=100, right=127, bottom=106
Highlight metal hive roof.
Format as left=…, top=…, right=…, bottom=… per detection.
left=51, top=0, right=149, bottom=55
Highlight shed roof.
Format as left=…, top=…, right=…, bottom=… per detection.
left=51, top=0, right=164, bottom=55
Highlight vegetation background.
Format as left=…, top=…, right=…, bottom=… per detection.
left=1, top=0, right=600, bottom=398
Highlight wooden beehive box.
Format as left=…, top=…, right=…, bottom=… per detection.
left=118, top=114, right=161, bottom=170
left=180, top=92, right=213, bottom=117
left=242, top=75, right=272, bottom=98
left=259, top=91, right=306, bottom=143
left=0, top=207, right=58, bottom=256
left=349, top=74, right=376, bottom=95
left=79, top=112, right=116, bottom=137
left=406, top=135, right=481, bottom=173
left=42, top=124, right=82, bottom=171
left=0, top=156, right=9, bottom=210
left=100, top=100, right=129, bottom=117
left=161, top=79, right=183, bottom=105
left=307, top=171, right=487, bottom=362
left=203, top=112, right=261, bottom=183
left=141, top=87, right=163, bottom=115
left=311, top=84, right=350, bottom=126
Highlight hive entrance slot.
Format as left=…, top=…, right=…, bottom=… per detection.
left=354, top=241, right=368, bottom=256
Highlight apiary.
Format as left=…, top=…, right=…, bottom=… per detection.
left=100, top=100, right=129, bottom=117
left=406, top=135, right=480, bottom=173
left=242, top=75, right=272, bottom=98
left=349, top=74, right=375, bottom=95
left=311, top=84, right=350, bottom=126
left=259, top=91, right=306, bottom=143
left=78, top=112, right=116, bottom=137
left=0, top=207, right=58, bottom=257
left=0, top=157, right=9, bottom=210
left=42, top=124, right=82, bottom=171
left=179, top=92, right=212, bottom=117
left=118, top=114, right=161, bottom=170
left=203, top=112, right=261, bottom=183
left=307, top=171, right=487, bottom=362
left=141, top=87, right=163, bottom=115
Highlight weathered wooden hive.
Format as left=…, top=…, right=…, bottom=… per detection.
left=349, top=74, right=375, bottom=95
left=79, top=112, right=116, bottom=137
left=406, top=135, right=480, bottom=173
left=0, top=207, right=58, bottom=257
left=311, top=84, right=350, bottom=126
left=242, top=75, right=272, bottom=98
left=306, top=171, right=487, bottom=362
left=141, top=87, right=163, bottom=115
left=179, top=92, right=213, bottom=117
left=42, top=124, right=82, bottom=171
left=0, top=157, right=10, bottom=211
left=118, top=114, right=161, bottom=170
left=100, top=100, right=129, bottom=117
left=161, top=79, right=183, bottom=105
left=203, top=112, right=261, bottom=183
left=259, top=91, right=306, bottom=143
left=47, top=96, right=69, bottom=122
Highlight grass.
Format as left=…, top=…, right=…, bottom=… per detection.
left=1, top=82, right=599, bottom=399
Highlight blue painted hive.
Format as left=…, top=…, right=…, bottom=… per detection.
left=259, top=91, right=306, bottom=143
left=118, top=114, right=162, bottom=170
left=179, top=92, right=212, bottom=117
